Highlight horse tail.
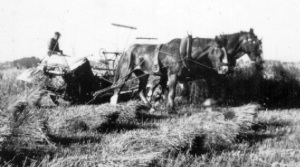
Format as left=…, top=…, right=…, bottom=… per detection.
left=113, top=45, right=135, bottom=85
left=112, top=53, right=123, bottom=85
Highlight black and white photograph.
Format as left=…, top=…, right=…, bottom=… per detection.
left=0, top=0, right=300, bottom=166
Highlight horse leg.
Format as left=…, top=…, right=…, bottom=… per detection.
left=111, top=87, right=123, bottom=105
left=204, top=75, right=223, bottom=106
left=166, top=74, right=177, bottom=113
left=147, top=81, right=159, bottom=102
left=150, top=76, right=168, bottom=111
left=203, top=77, right=217, bottom=107
left=110, top=74, right=131, bottom=105
left=133, top=70, right=151, bottom=107
left=146, top=81, right=158, bottom=114
left=175, top=82, right=190, bottom=105
left=217, top=75, right=227, bottom=104
left=157, top=75, right=167, bottom=102
left=212, top=75, right=224, bottom=101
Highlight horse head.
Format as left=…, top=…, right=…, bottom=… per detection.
left=238, top=29, right=264, bottom=69
left=217, top=29, right=264, bottom=72
left=214, top=35, right=229, bottom=74
left=209, top=46, right=229, bottom=75
left=186, top=37, right=229, bottom=75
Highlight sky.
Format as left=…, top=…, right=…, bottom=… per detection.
left=0, top=0, right=300, bottom=62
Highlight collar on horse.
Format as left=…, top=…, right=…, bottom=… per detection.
left=153, top=35, right=192, bottom=73
left=179, top=35, right=193, bottom=70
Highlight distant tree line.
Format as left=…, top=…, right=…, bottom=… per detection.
left=0, top=57, right=41, bottom=69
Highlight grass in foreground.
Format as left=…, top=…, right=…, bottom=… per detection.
left=2, top=99, right=300, bottom=167
left=1, top=61, right=300, bottom=167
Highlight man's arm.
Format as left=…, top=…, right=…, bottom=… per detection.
left=48, top=39, right=53, bottom=52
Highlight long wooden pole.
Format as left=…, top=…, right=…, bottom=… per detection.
left=136, top=37, right=157, bottom=40
left=111, top=23, right=137, bottom=30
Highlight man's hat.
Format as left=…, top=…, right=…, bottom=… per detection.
left=55, top=32, right=61, bottom=36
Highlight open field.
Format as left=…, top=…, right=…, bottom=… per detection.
left=1, top=60, right=300, bottom=167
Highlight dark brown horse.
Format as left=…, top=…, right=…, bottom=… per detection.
left=172, top=29, right=263, bottom=105
left=215, top=28, right=263, bottom=72
left=110, top=35, right=229, bottom=111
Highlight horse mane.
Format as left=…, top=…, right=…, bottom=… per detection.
left=221, top=33, right=239, bottom=49
left=218, top=31, right=251, bottom=52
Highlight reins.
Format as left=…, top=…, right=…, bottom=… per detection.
left=89, top=40, right=229, bottom=104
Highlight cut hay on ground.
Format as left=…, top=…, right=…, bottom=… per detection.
left=224, top=104, right=259, bottom=131
left=0, top=87, right=53, bottom=154
left=47, top=105, right=258, bottom=166
left=0, top=90, right=260, bottom=167
left=45, top=100, right=151, bottom=135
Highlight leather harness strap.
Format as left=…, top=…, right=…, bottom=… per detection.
left=186, top=35, right=193, bottom=68
left=152, top=44, right=163, bottom=73
left=180, top=35, right=193, bottom=70
left=153, top=36, right=193, bottom=74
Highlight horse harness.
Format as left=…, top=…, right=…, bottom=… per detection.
left=152, top=44, right=163, bottom=73
left=152, top=36, right=193, bottom=74
left=152, top=35, right=229, bottom=75
left=181, top=35, right=193, bottom=69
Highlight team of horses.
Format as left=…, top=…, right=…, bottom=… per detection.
left=110, top=29, right=263, bottom=113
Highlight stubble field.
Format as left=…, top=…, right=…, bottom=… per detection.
left=1, top=60, right=300, bottom=167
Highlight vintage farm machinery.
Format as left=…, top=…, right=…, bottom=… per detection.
left=16, top=23, right=141, bottom=105
left=16, top=49, right=139, bottom=105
